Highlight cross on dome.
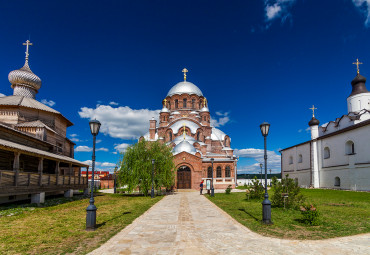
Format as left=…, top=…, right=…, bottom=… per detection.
left=163, top=98, right=167, bottom=107
left=309, top=105, right=317, bottom=117
left=352, top=58, right=363, bottom=75
left=182, top=68, right=188, bottom=81
left=23, top=40, right=33, bottom=61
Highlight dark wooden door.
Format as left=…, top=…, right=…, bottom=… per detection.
left=177, top=166, right=191, bottom=189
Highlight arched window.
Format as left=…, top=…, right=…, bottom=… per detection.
left=192, top=99, right=195, bottom=109
left=169, top=132, right=172, bottom=141
left=168, top=101, right=171, bottom=110
left=183, top=99, right=187, bottom=108
left=298, top=154, right=303, bottom=163
left=207, top=167, right=212, bottom=178
left=216, top=166, right=222, bottom=178
left=197, top=132, right=200, bottom=141
left=225, top=166, right=231, bottom=177
left=203, top=116, right=206, bottom=121
left=334, top=177, right=340, bottom=187
left=175, top=99, right=178, bottom=109
left=289, top=156, right=293, bottom=165
left=324, top=147, right=330, bottom=159
left=345, top=141, right=355, bottom=155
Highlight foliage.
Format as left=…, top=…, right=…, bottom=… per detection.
left=300, top=203, right=321, bottom=226
left=246, top=177, right=264, bottom=199
left=271, top=176, right=278, bottom=187
left=207, top=189, right=370, bottom=240
left=225, top=185, right=232, bottom=194
left=271, top=174, right=305, bottom=209
left=117, top=140, right=175, bottom=195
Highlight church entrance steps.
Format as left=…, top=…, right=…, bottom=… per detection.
left=176, top=189, right=196, bottom=192
left=88, top=192, right=370, bottom=255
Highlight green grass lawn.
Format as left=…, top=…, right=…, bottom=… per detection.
left=207, top=189, right=370, bottom=240
left=0, top=193, right=162, bottom=255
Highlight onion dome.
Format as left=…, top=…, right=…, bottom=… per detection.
left=160, top=106, right=170, bottom=113
left=349, top=74, right=368, bottom=97
left=8, top=40, right=41, bottom=99
left=201, top=106, right=209, bottom=112
left=173, top=140, right=196, bottom=155
left=308, top=117, right=320, bottom=126
left=167, top=81, right=203, bottom=97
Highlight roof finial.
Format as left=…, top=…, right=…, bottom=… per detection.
left=203, top=97, right=207, bottom=107
left=353, top=58, right=363, bottom=75
left=309, top=105, right=317, bottom=117
left=182, top=68, right=188, bottom=81
left=163, top=98, right=167, bottom=107
left=183, top=123, right=186, bottom=140
left=23, top=40, right=33, bottom=62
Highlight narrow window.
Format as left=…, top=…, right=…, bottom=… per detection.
left=289, top=156, right=293, bottom=165
left=175, top=99, right=178, bottom=109
left=324, top=147, right=330, bottom=159
left=183, top=99, right=187, bottom=108
left=334, top=177, right=340, bottom=187
left=192, top=99, right=195, bottom=109
left=225, top=166, right=231, bottom=177
left=216, top=166, right=222, bottom=178
left=169, top=132, right=172, bottom=141
left=298, top=154, right=303, bottom=163
left=197, top=132, right=200, bottom=141
left=345, top=141, right=355, bottom=155
left=207, top=167, right=212, bottom=178
left=168, top=101, right=171, bottom=110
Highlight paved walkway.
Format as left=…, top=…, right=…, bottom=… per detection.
left=89, top=191, right=370, bottom=255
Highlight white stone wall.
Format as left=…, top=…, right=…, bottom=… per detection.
left=282, top=123, right=370, bottom=191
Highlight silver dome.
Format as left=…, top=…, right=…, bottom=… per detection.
left=9, top=61, right=42, bottom=91
left=173, top=134, right=196, bottom=145
left=160, top=107, right=170, bottom=113
left=173, top=140, right=196, bottom=155
left=167, top=81, right=203, bottom=97
left=201, top=106, right=209, bottom=112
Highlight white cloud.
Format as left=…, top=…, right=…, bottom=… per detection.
left=70, top=138, right=80, bottom=142
left=75, top=146, right=108, bottom=152
left=78, top=105, right=160, bottom=140
left=82, top=160, right=116, bottom=169
left=41, top=99, right=56, bottom=107
left=235, top=148, right=281, bottom=174
left=70, top=134, right=78, bottom=137
left=264, top=0, right=296, bottom=23
left=211, top=112, right=230, bottom=127
left=96, top=139, right=102, bottom=144
left=0, top=93, right=6, bottom=97
left=75, top=146, right=92, bottom=152
left=101, top=162, right=116, bottom=167
left=114, top=143, right=130, bottom=153
left=353, top=0, right=370, bottom=26
left=109, top=101, right=119, bottom=106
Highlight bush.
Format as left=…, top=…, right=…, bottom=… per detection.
left=300, top=204, right=320, bottom=226
left=246, top=177, right=264, bottom=200
left=225, top=185, right=232, bottom=194
left=271, top=174, right=305, bottom=209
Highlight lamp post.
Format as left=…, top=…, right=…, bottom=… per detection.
left=86, top=119, right=101, bottom=231
left=260, top=122, right=272, bottom=224
left=259, top=163, right=263, bottom=185
left=113, top=166, right=117, bottom=194
left=211, top=158, right=214, bottom=197
left=151, top=159, right=155, bottom=198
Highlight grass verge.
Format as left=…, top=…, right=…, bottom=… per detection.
left=0, top=193, right=162, bottom=255
left=207, top=189, right=370, bottom=240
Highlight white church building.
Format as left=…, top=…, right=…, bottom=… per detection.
left=281, top=61, right=370, bottom=191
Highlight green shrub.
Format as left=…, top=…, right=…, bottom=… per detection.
left=300, top=204, right=320, bottom=226
left=225, top=185, right=232, bottom=194
left=271, top=174, right=305, bottom=209
left=246, top=177, right=264, bottom=199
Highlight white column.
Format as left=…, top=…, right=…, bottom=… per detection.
left=311, top=140, right=320, bottom=188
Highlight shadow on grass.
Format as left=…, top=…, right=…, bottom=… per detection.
left=238, top=208, right=260, bottom=222
left=96, top=211, right=132, bottom=228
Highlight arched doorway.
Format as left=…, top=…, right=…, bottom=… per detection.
left=177, top=165, right=191, bottom=189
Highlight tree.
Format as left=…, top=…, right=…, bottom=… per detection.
left=271, top=174, right=305, bottom=209
left=117, top=140, right=175, bottom=195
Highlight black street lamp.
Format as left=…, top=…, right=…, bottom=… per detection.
left=259, top=163, right=263, bottom=184
left=211, top=158, right=214, bottom=197
left=113, top=166, right=117, bottom=194
left=86, top=119, right=101, bottom=231
left=260, top=122, right=272, bottom=224
left=151, top=159, right=155, bottom=198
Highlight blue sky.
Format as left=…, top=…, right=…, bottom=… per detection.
left=1, top=0, right=370, bottom=173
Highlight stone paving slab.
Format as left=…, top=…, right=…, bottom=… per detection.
left=88, top=192, right=370, bottom=255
